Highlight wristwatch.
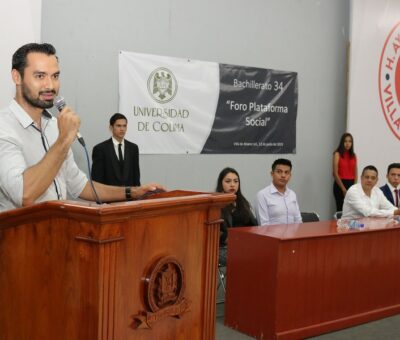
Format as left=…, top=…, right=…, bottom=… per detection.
left=125, top=186, right=132, bottom=200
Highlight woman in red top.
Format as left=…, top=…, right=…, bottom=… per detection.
left=332, top=133, right=357, bottom=211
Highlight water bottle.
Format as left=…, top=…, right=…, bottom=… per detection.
left=348, top=219, right=364, bottom=229
left=337, top=218, right=364, bottom=230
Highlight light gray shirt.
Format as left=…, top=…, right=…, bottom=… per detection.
left=342, top=183, right=396, bottom=219
left=255, top=183, right=302, bottom=226
left=0, top=100, right=87, bottom=212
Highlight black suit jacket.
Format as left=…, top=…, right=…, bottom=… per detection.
left=380, top=184, right=397, bottom=205
left=91, top=138, right=140, bottom=186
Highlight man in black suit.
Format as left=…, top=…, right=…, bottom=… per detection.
left=380, top=163, right=400, bottom=207
left=91, top=113, right=140, bottom=186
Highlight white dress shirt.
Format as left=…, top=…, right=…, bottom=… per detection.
left=255, top=183, right=302, bottom=226
left=342, top=183, right=396, bottom=219
left=0, top=100, right=88, bottom=212
left=112, top=137, right=124, bottom=160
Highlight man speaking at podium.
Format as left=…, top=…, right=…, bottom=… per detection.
left=0, top=43, right=163, bottom=212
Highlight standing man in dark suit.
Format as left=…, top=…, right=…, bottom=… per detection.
left=380, top=163, right=400, bottom=207
left=91, top=113, right=140, bottom=186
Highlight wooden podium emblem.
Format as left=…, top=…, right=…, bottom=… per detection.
left=133, top=256, right=190, bottom=329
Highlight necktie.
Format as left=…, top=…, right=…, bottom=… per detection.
left=395, top=188, right=399, bottom=207
left=118, top=143, right=124, bottom=172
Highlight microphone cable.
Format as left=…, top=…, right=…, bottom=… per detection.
left=53, top=96, right=102, bottom=204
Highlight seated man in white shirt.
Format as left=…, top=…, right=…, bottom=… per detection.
left=255, top=158, right=302, bottom=226
left=342, top=165, right=400, bottom=219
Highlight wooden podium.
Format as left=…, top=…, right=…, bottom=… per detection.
left=0, top=190, right=234, bottom=340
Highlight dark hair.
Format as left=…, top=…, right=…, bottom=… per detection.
left=271, top=158, right=292, bottom=171
left=387, top=163, right=400, bottom=174
left=334, top=132, right=355, bottom=157
left=12, top=43, right=57, bottom=77
left=216, top=167, right=254, bottom=224
left=362, top=165, right=378, bottom=176
left=109, top=113, right=127, bottom=126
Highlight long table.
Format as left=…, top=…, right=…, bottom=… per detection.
left=225, top=219, right=400, bottom=339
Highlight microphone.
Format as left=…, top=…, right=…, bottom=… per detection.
left=54, top=96, right=86, bottom=146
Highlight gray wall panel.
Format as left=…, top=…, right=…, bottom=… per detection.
left=42, top=0, right=349, bottom=219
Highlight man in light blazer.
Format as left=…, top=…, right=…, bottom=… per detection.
left=380, top=163, right=400, bottom=207
left=91, top=113, right=140, bottom=187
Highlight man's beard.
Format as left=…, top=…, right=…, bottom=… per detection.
left=21, top=84, right=56, bottom=109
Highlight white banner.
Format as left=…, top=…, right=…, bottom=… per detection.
left=119, top=51, right=298, bottom=154
left=119, top=51, right=219, bottom=154
left=348, top=0, right=400, bottom=180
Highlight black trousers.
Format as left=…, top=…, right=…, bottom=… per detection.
left=333, top=179, right=355, bottom=212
